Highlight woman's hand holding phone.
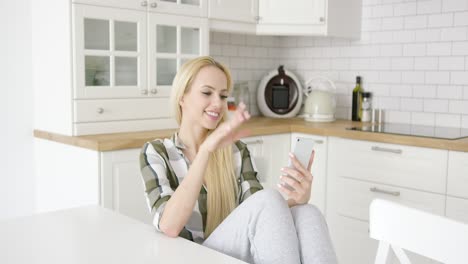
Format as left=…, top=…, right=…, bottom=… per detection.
left=277, top=149, right=315, bottom=206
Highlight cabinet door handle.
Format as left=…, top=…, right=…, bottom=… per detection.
left=141, top=90, right=148, bottom=95
left=254, top=16, right=261, bottom=21
left=243, top=139, right=263, bottom=145
left=371, top=146, right=402, bottom=154
left=314, top=140, right=324, bottom=144
left=150, top=89, right=157, bottom=94
left=97, top=108, right=104, bottom=114
left=370, top=187, right=400, bottom=196
left=150, top=2, right=157, bottom=8
left=141, top=1, right=148, bottom=7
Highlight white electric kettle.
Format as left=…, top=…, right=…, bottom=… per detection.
left=303, top=76, right=337, bottom=122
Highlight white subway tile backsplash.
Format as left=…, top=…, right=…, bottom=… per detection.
left=230, top=57, right=245, bottom=69
left=449, top=100, right=468, bottom=114
left=441, top=27, right=468, bottom=41
left=439, top=57, right=465, bottom=70
left=404, top=15, right=427, bottom=29
left=451, top=71, right=468, bottom=85
left=350, top=58, right=371, bottom=70
left=413, top=84, right=437, bottom=98
left=437, top=85, right=463, bottom=99
left=464, top=86, right=468, bottom=99
left=414, top=57, right=438, bottom=70
left=370, top=57, right=392, bottom=70
left=428, top=13, right=453, bottom=27
left=390, top=84, right=412, bottom=96
left=230, top=34, right=246, bottom=46
left=385, top=110, right=411, bottom=123
left=442, top=0, right=468, bottom=12
left=222, top=45, right=238, bottom=56
left=462, top=115, right=468, bottom=128
left=322, top=47, right=341, bottom=58
left=372, top=4, right=394, bottom=17
left=392, top=30, right=416, bottom=43
left=369, top=83, right=391, bottom=96
left=379, top=96, right=401, bottom=109
left=454, top=12, right=468, bottom=26
left=401, top=98, right=423, bottom=111
left=417, top=0, right=442, bottom=15
left=391, top=57, right=414, bottom=70
left=331, top=59, right=350, bottom=70
left=423, top=99, right=449, bottom=112
left=411, top=112, right=435, bottom=126
left=212, top=32, right=231, bottom=44
left=435, top=113, right=461, bottom=127
left=210, top=44, right=222, bottom=56
left=403, top=43, right=426, bottom=56
left=358, top=45, right=380, bottom=57
left=425, top=71, right=450, bottom=84
left=426, top=42, right=451, bottom=56
left=382, top=17, right=404, bottom=30
left=379, top=71, right=402, bottom=83
left=394, top=2, right=417, bottom=16
left=402, top=71, right=426, bottom=84
left=371, top=31, right=394, bottom=43
left=238, top=46, right=254, bottom=57
left=245, top=35, right=261, bottom=46
left=415, top=29, right=441, bottom=42
left=452, top=41, right=468, bottom=55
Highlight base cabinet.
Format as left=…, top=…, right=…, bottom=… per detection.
left=101, top=148, right=153, bottom=225
left=326, top=137, right=447, bottom=264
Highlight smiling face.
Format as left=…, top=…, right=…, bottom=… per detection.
left=179, top=65, right=229, bottom=130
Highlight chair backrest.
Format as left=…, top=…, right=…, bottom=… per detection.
left=369, top=199, right=468, bottom=264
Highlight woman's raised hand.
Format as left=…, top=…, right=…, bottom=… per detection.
left=200, top=102, right=251, bottom=153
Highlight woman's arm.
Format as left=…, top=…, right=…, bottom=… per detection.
left=159, top=103, right=251, bottom=237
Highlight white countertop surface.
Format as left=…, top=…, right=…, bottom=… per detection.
left=0, top=206, right=246, bottom=264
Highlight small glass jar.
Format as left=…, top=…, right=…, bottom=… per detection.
left=361, top=92, right=372, bottom=123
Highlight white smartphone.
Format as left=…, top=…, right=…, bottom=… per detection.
left=279, top=137, right=315, bottom=193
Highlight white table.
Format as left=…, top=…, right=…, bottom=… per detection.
left=0, top=206, right=246, bottom=264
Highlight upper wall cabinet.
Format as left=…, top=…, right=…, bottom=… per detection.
left=74, top=4, right=208, bottom=99
left=73, top=0, right=208, bottom=17
left=208, top=0, right=258, bottom=34
left=33, top=1, right=208, bottom=136
left=208, top=0, right=362, bottom=38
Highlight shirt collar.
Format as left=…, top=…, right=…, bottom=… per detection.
left=172, top=132, right=187, bottom=150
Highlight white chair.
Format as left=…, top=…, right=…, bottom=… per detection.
left=369, top=199, right=468, bottom=264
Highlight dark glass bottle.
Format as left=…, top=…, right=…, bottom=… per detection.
left=352, top=76, right=362, bottom=121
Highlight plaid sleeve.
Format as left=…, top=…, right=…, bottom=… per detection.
left=236, top=141, right=264, bottom=203
left=139, top=141, right=175, bottom=231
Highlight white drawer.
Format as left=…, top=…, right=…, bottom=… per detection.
left=447, top=151, right=468, bottom=199
left=333, top=177, right=445, bottom=222
left=328, top=137, right=447, bottom=193
left=74, top=98, right=171, bottom=122
left=446, top=196, right=468, bottom=224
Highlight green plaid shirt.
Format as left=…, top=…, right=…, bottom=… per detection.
left=140, top=133, right=263, bottom=243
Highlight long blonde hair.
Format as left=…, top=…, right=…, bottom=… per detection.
left=170, top=56, right=239, bottom=237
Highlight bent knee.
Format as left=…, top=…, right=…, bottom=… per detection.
left=292, top=204, right=325, bottom=221
left=252, top=189, right=285, bottom=204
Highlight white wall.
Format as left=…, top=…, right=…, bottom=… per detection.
left=0, top=0, right=35, bottom=219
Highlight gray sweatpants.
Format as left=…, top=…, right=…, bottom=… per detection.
left=202, top=189, right=338, bottom=264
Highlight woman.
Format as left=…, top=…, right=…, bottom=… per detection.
left=140, top=56, right=337, bottom=264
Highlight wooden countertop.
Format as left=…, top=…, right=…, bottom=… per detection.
left=34, top=117, right=468, bottom=152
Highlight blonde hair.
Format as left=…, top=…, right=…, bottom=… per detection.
left=170, top=56, right=238, bottom=238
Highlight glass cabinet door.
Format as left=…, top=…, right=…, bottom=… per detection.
left=74, top=4, right=147, bottom=98
left=148, top=13, right=208, bottom=97
left=147, top=0, right=207, bottom=17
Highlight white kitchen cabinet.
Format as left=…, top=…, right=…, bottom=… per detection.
left=446, top=196, right=468, bottom=224
left=208, top=0, right=257, bottom=34
left=447, top=150, right=468, bottom=199
left=326, top=137, right=447, bottom=264
left=242, top=133, right=290, bottom=188
left=208, top=0, right=361, bottom=37
left=290, top=133, right=327, bottom=214
left=73, top=0, right=208, bottom=17
left=256, top=0, right=362, bottom=38
left=33, top=1, right=208, bottom=136
left=101, top=148, right=153, bottom=225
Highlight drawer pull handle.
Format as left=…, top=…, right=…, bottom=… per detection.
left=314, top=140, right=324, bottom=144
left=97, top=108, right=104, bottom=114
left=371, top=146, right=402, bottom=154
left=370, top=187, right=400, bottom=196
left=243, top=139, right=263, bottom=145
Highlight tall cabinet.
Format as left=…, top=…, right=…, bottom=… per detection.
left=33, top=0, right=209, bottom=136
